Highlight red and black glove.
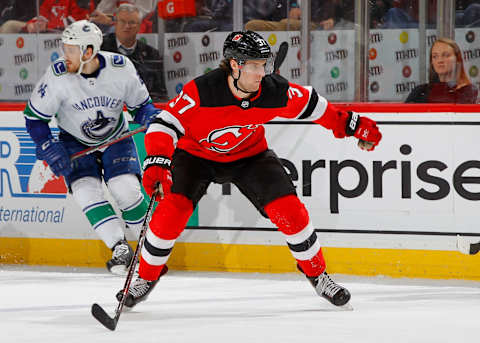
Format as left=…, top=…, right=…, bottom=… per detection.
left=336, top=111, right=382, bottom=151
left=142, top=156, right=172, bottom=198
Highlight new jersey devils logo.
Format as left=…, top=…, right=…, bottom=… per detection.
left=199, top=125, right=258, bottom=153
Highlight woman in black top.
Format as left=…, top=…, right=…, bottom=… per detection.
left=406, top=37, right=478, bottom=104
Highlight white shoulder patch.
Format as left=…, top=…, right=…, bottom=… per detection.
left=51, top=60, right=67, bottom=76
left=111, top=54, right=126, bottom=67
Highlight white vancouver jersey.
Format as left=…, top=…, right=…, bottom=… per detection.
left=25, top=51, right=150, bottom=146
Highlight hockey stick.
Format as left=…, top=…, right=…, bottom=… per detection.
left=91, top=186, right=160, bottom=331
left=274, top=41, right=289, bottom=74
left=71, top=125, right=147, bottom=161
left=456, top=235, right=480, bottom=255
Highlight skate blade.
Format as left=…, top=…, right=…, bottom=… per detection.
left=456, top=235, right=472, bottom=255
left=337, top=302, right=354, bottom=311
left=122, top=305, right=134, bottom=312
left=108, top=265, right=128, bottom=276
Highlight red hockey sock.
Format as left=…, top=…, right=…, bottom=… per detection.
left=139, top=256, right=167, bottom=281
left=149, top=193, right=193, bottom=240
left=139, top=193, right=193, bottom=280
left=265, top=195, right=326, bottom=276
left=264, top=195, right=309, bottom=235
left=297, top=252, right=326, bottom=277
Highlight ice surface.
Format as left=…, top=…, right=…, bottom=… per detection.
left=1, top=266, right=478, bottom=343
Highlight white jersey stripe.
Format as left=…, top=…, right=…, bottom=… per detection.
left=147, top=124, right=179, bottom=145
left=141, top=248, right=169, bottom=266
left=290, top=239, right=321, bottom=261
left=307, top=95, right=328, bottom=121
left=28, top=100, right=52, bottom=120
left=146, top=230, right=176, bottom=250
left=282, top=221, right=315, bottom=245
left=295, top=85, right=313, bottom=119
left=153, top=110, right=185, bottom=135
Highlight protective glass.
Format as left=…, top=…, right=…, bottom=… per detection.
left=240, top=57, right=274, bottom=75
left=61, top=43, right=81, bottom=58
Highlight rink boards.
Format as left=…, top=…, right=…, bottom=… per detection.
left=1, top=104, right=480, bottom=279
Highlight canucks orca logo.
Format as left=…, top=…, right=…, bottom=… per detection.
left=81, top=110, right=115, bottom=140
left=0, top=127, right=67, bottom=198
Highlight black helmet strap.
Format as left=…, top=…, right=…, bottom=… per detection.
left=231, top=63, right=257, bottom=95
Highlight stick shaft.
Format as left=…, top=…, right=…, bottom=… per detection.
left=113, top=189, right=159, bottom=322
left=71, top=125, right=147, bottom=161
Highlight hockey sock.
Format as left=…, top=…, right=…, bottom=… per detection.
left=139, top=193, right=193, bottom=280
left=120, top=195, right=148, bottom=238
left=265, top=195, right=326, bottom=277
left=107, top=174, right=149, bottom=238
left=72, top=176, right=124, bottom=249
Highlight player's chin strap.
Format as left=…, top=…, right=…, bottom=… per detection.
left=231, top=69, right=257, bottom=95
left=76, top=49, right=96, bottom=75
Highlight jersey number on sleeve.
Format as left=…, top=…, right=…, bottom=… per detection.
left=287, top=86, right=303, bottom=99
left=169, top=90, right=196, bottom=114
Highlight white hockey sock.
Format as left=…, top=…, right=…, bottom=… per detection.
left=107, top=174, right=148, bottom=239
left=71, top=176, right=125, bottom=249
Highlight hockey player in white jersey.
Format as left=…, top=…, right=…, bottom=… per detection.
left=24, top=20, right=161, bottom=274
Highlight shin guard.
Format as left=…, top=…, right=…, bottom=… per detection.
left=265, top=195, right=326, bottom=277
left=139, top=193, right=193, bottom=280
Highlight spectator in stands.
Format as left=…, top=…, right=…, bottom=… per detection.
left=0, top=0, right=37, bottom=32
left=456, top=0, right=480, bottom=27
left=369, top=0, right=392, bottom=28
left=101, top=3, right=168, bottom=101
left=406, top=37, right=478, bottom=104
left=0, top=0, right=94, bottom=33
left=182, top=0, right=296, bottom=33
left=90, top=0, right=156, bottom=32
left=380, top=0, right=418, bottom=28
left=379, top=0, right=476, bottom=29
left=244, top=1, right=304, bottom=31
left=244, top=0, right=292, bottom=28
left=244, top=0, right=354, bottom=31
left=181, top=0, right=234, bottom=32
left=319, top=0, right=355, bottom=29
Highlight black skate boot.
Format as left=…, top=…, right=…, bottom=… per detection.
left=298, top=265, right=351, bottom=306
left=116, top=265, right=168, bottom=308
left=471, top=242, right=480, bottom=255
left=106, top=239, right=133, bottom=275
left=457, top=235, right=480, bottom=255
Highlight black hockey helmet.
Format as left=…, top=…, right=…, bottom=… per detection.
left=223, top=31, right=272, bottom=64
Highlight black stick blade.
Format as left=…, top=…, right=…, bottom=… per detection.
left=274, top=41, right=289, bottom=73
left=91, top=303, right=118, bottom=331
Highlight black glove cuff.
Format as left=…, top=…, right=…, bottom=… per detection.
left=345, top=111, right=360, bottom=136
left=143, top=155, right=171, bottom=171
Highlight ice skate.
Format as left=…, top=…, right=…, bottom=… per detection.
left=106, top=239, right=133, bottom=275
left=298, top=265, right=352, bottom=309
left=116, top=266, right=168, bottom=308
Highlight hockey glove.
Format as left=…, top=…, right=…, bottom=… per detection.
left=37, top=138, right=72, bottom=177
left=142, top=155, right=172, bottom=198
left=338, top=111, right=382, bottom=151
left=134, top=103, right=161, bottom=127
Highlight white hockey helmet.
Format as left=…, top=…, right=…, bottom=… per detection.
left=62, top=20, right=103, bottom=57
